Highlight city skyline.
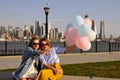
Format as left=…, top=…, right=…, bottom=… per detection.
left=0, top=0, right=120, bottom=37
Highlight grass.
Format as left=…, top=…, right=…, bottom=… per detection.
left=0, top=68, right=16, bottom=72
left=61, top=61, right=120, bottom=79
left=0, top=61, right=120, bottom=79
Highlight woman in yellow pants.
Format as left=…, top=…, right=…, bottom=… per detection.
left=35, top=38, right=74, bottom=80
left=36, top=63, right=63, bottom=80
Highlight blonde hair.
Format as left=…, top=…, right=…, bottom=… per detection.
left=40, top=38, right=50, bottom=50
left=28, top=36, right=40, bottom=47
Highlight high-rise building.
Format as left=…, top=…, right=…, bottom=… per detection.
left=35, top=21, right=40, bottom=36
left=54, top=28, right=59, bottom=40
left=99, top=20, right=106, bottom=40
left=30, top=25, right=34, bottom=35
left=0, top=26, right=7, bottom=37
left=91, top=20, right=97, bottom=33
left=49, top=28, right=55, bottom=40
left=17, top=29, right=24, bottom=39
left=41, top=25, right=45, bottom=38
left=49, top=28, right=59, bottom=41
left=24, top=25, right=29, bottom=37
left=14, top=27, right=23, bottom=39
left=49, top=27, right=63, bottom=41
left=35, top=20, right=44, bottom=37
left=8, top=26, right=14, bottom=37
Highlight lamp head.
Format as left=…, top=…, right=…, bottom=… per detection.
left=44, top=5, right=50, bottom=14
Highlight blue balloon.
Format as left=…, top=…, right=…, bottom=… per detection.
left=71, top=15, right=84, bottom=27
left=77, top=24, right=91, bottom=36
left=66, top=23, right=74, bottom=29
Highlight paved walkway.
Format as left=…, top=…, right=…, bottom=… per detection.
left=0, top=52, right=120, bottom=80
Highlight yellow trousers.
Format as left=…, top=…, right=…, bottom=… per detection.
left=35, top=63, right=63, bottom=80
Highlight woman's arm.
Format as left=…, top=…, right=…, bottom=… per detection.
left=64, top=45, right=75, bottom=53
left=54, top=45, right=75, bottom=54
left=37, top=50, right=47, bottom=55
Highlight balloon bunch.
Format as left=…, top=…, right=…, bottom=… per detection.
left=64, top=15, right=96, bottom=51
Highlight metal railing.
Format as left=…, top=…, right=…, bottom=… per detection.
left=0, top=41, right=120, bottom=56
left=0, top=41, right=26, bottom=55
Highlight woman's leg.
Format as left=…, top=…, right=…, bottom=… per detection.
left=36, top=67, right=63, bottom=80
left=19, top=78, right=27, bottom=80
left=36, top=69, right=54, bottom=80
left=54, top=63, right=63, bottom=80
left=27, top=78, right=34, bottom=80
left=35, top=63, right=63, bottom=80
left=20, top=77, right=34, bottom=80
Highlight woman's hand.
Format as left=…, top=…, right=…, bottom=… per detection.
left=53, top=68, right=62, bottom=75
left=37, top=50, right=47, bottom=54
left=43, top=63, right=62, bottom=75
left=64, top=45, right=75, bottom=53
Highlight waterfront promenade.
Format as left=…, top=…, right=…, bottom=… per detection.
left=0, top=52, right=120, bottom=80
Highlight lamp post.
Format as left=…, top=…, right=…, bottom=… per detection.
left=44, top=5, right=50, bottom=38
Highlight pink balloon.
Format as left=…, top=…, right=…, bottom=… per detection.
left=84, top=18, right=92, bottom=27
left=64, top=27, right=79, bottom=46
left=75, top=36, right=91, bottom=51
left=81, top=42, right=91, bottom=51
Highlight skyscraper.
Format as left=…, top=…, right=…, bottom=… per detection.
left=91, top=20, right=97, bottom=33
left=30, top=25, right=34, bottom=35
left=24, top=25, right=30, bottom=39
left=35, top=21, right=39, bottom=36
left=99, top=20, right=106, bottom=40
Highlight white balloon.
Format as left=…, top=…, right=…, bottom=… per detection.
left=88, top=30, right=96, bottom=41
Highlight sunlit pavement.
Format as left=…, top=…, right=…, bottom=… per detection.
left=0, top=52, right=120, bottom=80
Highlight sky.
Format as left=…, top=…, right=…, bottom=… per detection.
left=0, top=0, right=120, bottom=37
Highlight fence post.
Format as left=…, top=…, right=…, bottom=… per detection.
left=5, top=41, right=7, bottom=55
left=115, top=42, right=116, bottom=51
left=80, top=49, right=82, bottom=53
left=95, top=35, right=98, bottom=53
left=109, top=41, right=111, bottom=52
left=119, top=41, right=120, bottom=51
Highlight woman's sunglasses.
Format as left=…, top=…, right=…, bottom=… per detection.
left=41, top=43, right=48, bottom=47
left=33, top=43, right=40, bottom=45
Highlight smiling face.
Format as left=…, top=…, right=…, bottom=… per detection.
left=41, top=40, right=50, bottom=51
left=40, top=38, right=50, bottom=51
left=32, top=39, right=40, bottom=50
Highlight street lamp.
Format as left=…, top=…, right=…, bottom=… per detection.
left=44, top=5, right=50, bottom=38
